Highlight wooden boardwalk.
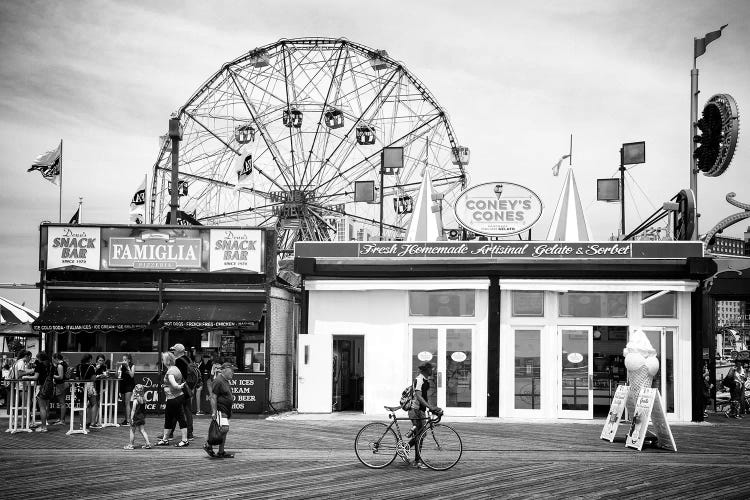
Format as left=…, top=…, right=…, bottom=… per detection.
left=1, top=412, right=748, bottom=499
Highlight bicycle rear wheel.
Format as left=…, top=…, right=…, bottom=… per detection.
left=355, top=422, right=399, bottom=468
left=417, top=423, right=462, bottom=470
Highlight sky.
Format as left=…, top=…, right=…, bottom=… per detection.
left=1, top=0, right=749, bottom=308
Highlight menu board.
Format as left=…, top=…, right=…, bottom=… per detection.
left=625, top=387, right=677, bottom=451
left=600, top=384, right=628, bottom=442
left=220, top=334, right=236, bottom=359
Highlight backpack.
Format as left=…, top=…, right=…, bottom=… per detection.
left=399, top=384, right=415, bottom=411
left=186, top=360, right=202, bottom=390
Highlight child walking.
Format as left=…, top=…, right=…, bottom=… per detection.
left=124, top=385, right=152, bottom=450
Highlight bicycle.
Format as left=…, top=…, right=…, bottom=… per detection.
left=354, top=406, right=462, bottom=471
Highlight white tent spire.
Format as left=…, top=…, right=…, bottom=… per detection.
left=405, top=170, right=444, bottom=241
left=546, top=167, right=593, bottom=241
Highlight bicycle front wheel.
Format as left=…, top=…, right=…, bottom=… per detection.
left=355, top=422, right=399, bottom=468
left=417, top=423, right=462, bottom=471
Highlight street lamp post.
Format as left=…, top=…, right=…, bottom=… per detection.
left=619, top=141, right=646, bottom=237
left=168, top=116, right=183, bottom=225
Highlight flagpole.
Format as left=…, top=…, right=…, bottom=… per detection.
left=59, top=139, right=63, bottom=223
left=144, top=173, right=148, bottom=224
left=569, top=134, right=573, bottom=166
left=689, top=47, right=699, bottom=240
left=79, top=197, right=83, bottom=224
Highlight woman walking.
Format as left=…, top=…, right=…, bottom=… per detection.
left=156, top=352, right=190, bottom=448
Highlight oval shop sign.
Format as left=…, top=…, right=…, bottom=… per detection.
left=454, top=182, right=543, bottom=236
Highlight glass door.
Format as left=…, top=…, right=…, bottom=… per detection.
left=641, top=328, right=676, bottom=414
left=410, top=326, right=475, bottom=416
left=558, top=326, right=593, bottom=418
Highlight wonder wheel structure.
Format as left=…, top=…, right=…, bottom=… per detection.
left=150, top=37, right=468, bottom=253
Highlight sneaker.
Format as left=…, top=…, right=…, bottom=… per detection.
left=187, top=434, right=196, bottom=441
left=203, top=442, right=215, bottom=457
left=123, top=444, right=134, bottom=450
left=413, top=461, right=428, bottom=469
left=90, top=423, right=103, bottom=429
left=174, top=440, right=190, bottom=448
left=120, top=420, right=129, bottom=425
left=156, top=439, right=170, bottom=446
left=142, top=444, right=153, bottom=449
left=35, top=427, right=48, bottom=433
left=51, top=420, right=64, bottom=425
left=215, top=451, right=234, bottom=458
left=196, top=412, right=204, bottom=416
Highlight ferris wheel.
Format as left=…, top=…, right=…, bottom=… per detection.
left=151, top=37, right=469, bottom=253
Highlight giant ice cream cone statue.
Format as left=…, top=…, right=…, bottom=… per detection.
left=623, top=329, right=659, bottom=418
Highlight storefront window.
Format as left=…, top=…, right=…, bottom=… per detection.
left=514, top=329, right=541, bottom=409
left=511, top=291, right=544, bottom=317
left=642, top=292, right=676, bottom=318
left=558, top=292, right=627, bottom=318
left=408, top=290, right=475, bottom=317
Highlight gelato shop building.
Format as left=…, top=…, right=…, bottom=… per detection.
left=294, top=240, right=715, bottom=421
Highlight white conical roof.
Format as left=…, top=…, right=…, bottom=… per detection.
left=546, top=167, right=593, bottom=241
left=405, top=170, right=444, bottom=241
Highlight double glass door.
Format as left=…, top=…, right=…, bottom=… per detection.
left=410, top=326, right=475, bottom=416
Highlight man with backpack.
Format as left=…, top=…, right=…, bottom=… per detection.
left=409, top=362, right=442, bottom=469
left=169, top=343, right=196, bottom=440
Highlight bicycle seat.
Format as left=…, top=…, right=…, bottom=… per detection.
left=384, top=405, right=402, bottom=412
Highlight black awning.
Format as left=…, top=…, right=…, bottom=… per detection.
left=159, top=301, right=264, bottom=329
left=32, top=301, right=159, bottom=332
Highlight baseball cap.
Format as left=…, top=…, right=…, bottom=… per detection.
left=220, top=362, right=237, bottom=370
left=169, top=343, right=185, bottom=352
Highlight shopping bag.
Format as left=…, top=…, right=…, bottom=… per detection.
left=207, top=418, right=223, bottom=445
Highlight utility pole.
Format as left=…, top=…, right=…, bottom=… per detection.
left=168, top=116, right=183, bottom=224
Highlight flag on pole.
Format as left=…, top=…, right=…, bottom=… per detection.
left=129, top=178, right=146, bottom=224
left=165, top=210, right=202, bottom=226
left=69, top=208, right=80, bottom=224
left=234, top=148, right=254, bottom=190
left=552, top=154, right=571, bottom=176
left=27, top=142, right=62, bottom=185
left=694, top=24, right=728, bottom=59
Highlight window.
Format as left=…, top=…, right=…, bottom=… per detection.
left=558, top=292, right=627, bottom=318
left=408, top=290, right=475, bottom=317
left=642, top=292, right=677, bottom=318
left=512, top=291, right=544, bottom=317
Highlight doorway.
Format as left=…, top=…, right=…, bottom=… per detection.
left=410, top=325, right=476, bottom=416
left=332, top=336, right=364, bottom=412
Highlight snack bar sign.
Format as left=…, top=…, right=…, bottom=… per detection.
left=454, top=182, right=543, bottom=236
left=209, top=229, right=263, bottom=272
left=47, top=226, right=101, bottom=270
left=109, top=234, right=202, bottom=269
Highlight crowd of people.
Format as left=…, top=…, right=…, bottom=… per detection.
left=1, top=344, right=236, bottom=458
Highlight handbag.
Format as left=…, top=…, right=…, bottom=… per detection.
left=182, top=383, right=193, bottom=399
left=207, top=418, right=223, bottom=445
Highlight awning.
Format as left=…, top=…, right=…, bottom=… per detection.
left=159, top=301, right=264, bottom=329
left=32, top=301, right=159, bottom=332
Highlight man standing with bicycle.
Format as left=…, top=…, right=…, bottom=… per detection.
left=410, top=362, right=442, bottom=469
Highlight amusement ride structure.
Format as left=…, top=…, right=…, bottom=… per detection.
left=150, top=37, right=469, bottom=253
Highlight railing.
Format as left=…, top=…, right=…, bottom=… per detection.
left=4, top=380, right=37, bottom=434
